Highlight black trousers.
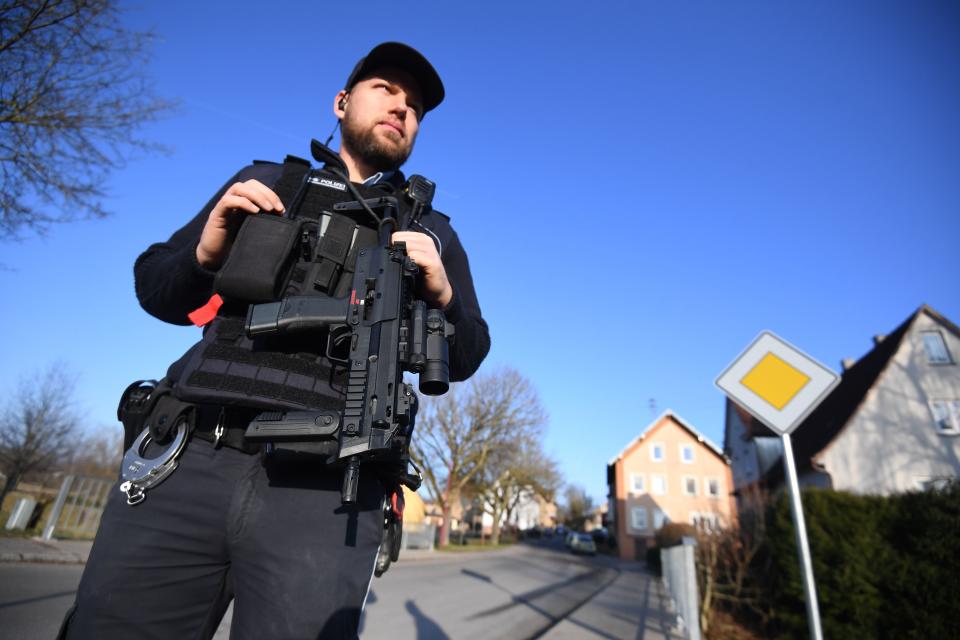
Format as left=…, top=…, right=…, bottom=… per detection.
left=61, top=437, right=384, bottom=640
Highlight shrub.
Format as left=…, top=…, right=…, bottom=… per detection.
left=758, top=484, right=960, bottom=640
left=880, top=483, right=960, bottom=639
left=655, top=522, right=698, bottom=549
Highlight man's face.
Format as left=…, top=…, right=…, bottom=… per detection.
left=338, top=68, right=424, bottom=172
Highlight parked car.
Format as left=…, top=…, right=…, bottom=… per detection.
left=569, top=533, right=597, bottom=556
left=590, top=527, right=609, bottom=543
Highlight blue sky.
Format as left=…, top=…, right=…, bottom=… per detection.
left=1, top=1, right=958, bottom=504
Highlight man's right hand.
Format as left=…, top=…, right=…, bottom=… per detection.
left=196, top=180, right=286, bottom=270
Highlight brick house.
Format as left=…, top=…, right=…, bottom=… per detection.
left=607, top=411, right=735, bottom=561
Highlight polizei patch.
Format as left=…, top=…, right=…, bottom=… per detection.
left=309, top=176, right=347, bottom=191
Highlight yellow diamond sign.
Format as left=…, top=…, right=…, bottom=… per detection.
left=716, top=331, right=839, bottom=435
left=741, top=353, right=811, bottom=410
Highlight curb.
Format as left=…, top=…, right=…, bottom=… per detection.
left=0, top=538, right=92, bottom=565
left=397, top=544, right=526, bottom=565
left=0, top=542, right=525, bottom=566
left=0, top=551, right=87, bottom=564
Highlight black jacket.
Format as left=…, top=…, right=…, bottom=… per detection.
left=134, top=153, right=489, bottom=383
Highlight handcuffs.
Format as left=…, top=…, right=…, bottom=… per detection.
left=119, top=421, right=189, bottom=505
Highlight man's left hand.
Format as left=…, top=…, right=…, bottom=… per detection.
left=391, top=231, right=453, bottom=309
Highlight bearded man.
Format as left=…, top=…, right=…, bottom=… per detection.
left=60, top=42, right=489, bottom=640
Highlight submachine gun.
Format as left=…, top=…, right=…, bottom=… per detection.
left=242, top=178, right=454, bottom=504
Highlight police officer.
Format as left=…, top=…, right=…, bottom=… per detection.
left=61, top=42, right=489, bottom=640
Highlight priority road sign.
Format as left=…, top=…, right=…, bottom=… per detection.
left=715, top=330, right=840, bottom=640
left=715, top=331, right=839, bottom=435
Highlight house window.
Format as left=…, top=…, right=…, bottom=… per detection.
left=922, top=331, right=953, bottom=364
left=930, top=400, right=960, bottom=435
left=706, top=477, right=721, bottom=498
left=653, top=509, right=668, bottom=530
left=650, top=443, right=665, bottom=462
left=652, top=475, right=667, bottom=495
left=680, top=444, right=694, bottom=464
left=917, top=477, right=953, bottom=491
left=631, top=507, right=648, bottom=530
left=682, top=476, right=697, bottom=496
left=629, top=473, right=646, bottom=493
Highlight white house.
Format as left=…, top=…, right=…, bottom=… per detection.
left=725, top=304, right=960, bottom=496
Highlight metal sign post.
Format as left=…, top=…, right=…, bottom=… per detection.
left=781, top=433, right=823, bottom=640
left=716, top=331, right=839, bottom=640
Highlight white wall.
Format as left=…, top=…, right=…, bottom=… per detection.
left=820, top=314, right=960, bottom=494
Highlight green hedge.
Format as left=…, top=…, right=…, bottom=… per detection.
left=762, top=484, right=960, bottom=640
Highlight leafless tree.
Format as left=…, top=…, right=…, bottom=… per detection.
left=67, top=426, right=122, bottom=479
left=411, top=367, right=546, bottom=546
left=0, top=364, right=81, bottom=504
left=560, top=484, right=594, bottom=531
left=695, top=485, right=774, bottom=637
left=473, top=436, right=560, bottom=544
left=0, top=0, right=174, bottom=241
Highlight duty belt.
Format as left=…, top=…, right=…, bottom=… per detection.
left=192, top=405, right=262, bottom=454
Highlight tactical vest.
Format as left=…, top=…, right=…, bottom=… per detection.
left=173, top=145, right=418, bottom=415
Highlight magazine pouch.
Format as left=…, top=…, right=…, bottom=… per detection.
left=214, top=214, right=303, bottom=303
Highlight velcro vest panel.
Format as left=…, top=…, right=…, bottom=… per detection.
left=174, top=158, right=403, bottom=412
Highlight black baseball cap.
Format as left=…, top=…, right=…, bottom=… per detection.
left=344, top=42, right=445, bottom=115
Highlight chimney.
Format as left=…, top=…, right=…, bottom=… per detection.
left=873, top=334, right=886, bottom=346
left=841, top=358, right=856, bottom=371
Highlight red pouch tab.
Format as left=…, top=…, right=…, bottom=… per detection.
left=391, top=488, right=405, bottom=519
left=188, top=294, right=223, bottom=327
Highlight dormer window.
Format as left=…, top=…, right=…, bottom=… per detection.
left=922, top=331, right=953, bottom=364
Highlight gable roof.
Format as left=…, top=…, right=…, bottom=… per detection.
left=607, top=409, right=726, bottom=468
left=766, top=304, right=956, bottom=481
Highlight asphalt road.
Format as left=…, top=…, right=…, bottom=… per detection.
left=0, top=541, right=619, bottom=639
left=0, top=562, right=82, bottom=640
left=360, top=542, right=617, bottom=639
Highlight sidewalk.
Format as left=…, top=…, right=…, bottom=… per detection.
left=0, top=536, right=92, bottom=564
left=540, top=561, right=685, bottom=640
left=0, top=537, right=513, bottom=564
left=0, top=538, right=513, bottom=566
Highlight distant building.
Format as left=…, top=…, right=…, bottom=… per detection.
left=510, top=486, right=554, bottom=531
left=584, top=502, right=607, bottom=532
left=607, top=411, right=736, bottom=561
left=538, top=495, right=558, bottom=529
left=470, top=487, right=557, bottom=534
left=420, top=494, right=465, bottom=531
left=402, top=486, right=427, bottom=524
left=725, top=304, right=960, bottom=496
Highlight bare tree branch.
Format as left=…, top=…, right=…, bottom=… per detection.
left=558, top=484, right=594, bottom=531
left=474, top=434, right=561, bottom=543
left=0, top=0, right=175, bottom=240
left=0, top=363, right=81, bottom=503
left=411, top=367, right=549, bottom=546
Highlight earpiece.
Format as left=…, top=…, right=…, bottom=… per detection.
left=338, top=98, right=347, bottom=110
